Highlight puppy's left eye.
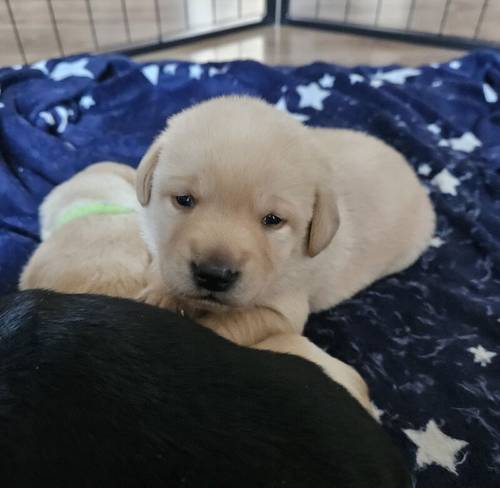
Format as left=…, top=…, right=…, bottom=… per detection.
left=174, top=195, right=196, bottom=208
left=262, top=214, right=284, bottom=227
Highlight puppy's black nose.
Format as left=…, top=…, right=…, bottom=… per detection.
left=191, top=261, right=240, bottom=292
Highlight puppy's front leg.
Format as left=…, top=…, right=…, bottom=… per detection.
left=136, top=259, right=179, bottom=311
left=136, top=284, right=176, bottom=311
left=199, top=306, right=294, bottom=346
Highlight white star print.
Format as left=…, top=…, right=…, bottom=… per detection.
left=427, top=124, right=441, bottom=135
left=372, top=67, right=421, bottom=85
left=163, top=63, right=177, bottom=75
left=274, top=97, right=309, bottom=122
left=296, top=82, right=329, bottom=110
left=431, top=169, right=460, bottom=196
left=318, top=73, right=335, bottom=88
left=189, top=64, right=203, bottom=79
left=483, top=83, right=498, bottom=103
left=0, top=102, right=4, bottom=109
left=403, top=420, right=468, bottom=474
left=275, top=97, right=287, bottom=111
left=142, top=64, right=159, bottom=85
left=39, top=111, right=55, bottom=125
left=32, top=60, right=49, bottom=75
left=370, top=79, right=383, bottom=88
left=79, top=95, right=95, bottom=109
left=208, top=66, right=228, bottom=77
left=11, top=64, right=22, bottom=70
left=449, top=60, right=461, bottom=69
left=349, top=73, right=364, bottom=84
left=50, top=58, right=93, bottom=81
left=468, top=345, right=497, bottom=367
left=430, top=236, right=445, bottom=248
left=418, top=163, right=432, bottom=176
left=54, top=106, right=70, bottom=133
left=438, top=132, right=482, bottom=153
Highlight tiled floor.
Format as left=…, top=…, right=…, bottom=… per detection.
left=135, top=26, right=465, bottom=67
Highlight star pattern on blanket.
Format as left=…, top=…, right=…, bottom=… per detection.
left=209, top=66, right=228, bottom=77
left=189, top=64, right=203, bottom=79
left=50, top=58, right=93, bottom=81
left=467, top=345, right=497, bottom=367
left=318, top=74, right=335, bottom=88
left=438, top=132, right=482, bottom=153
left=163, top=63, right=177, bottom=75
left=483, top=83, right=498, bottom=103
left=39, top=111, right=55, bottom=125
left=2, top=52, right=500, bottom=488
left=349, top=73, right=364, bottom=84
left=404, top=420, right=468, bottom=474
left=54, top=106, right=72, bottom=133
left=31, top=60, right=49, bottom=75
left=430, top=236, right=445, bottom=248
left=142, top=65, right=159, bottom=85
left=431, top=169, right=460, bottom=196
left=371, top=67, right=421, bottom=85
left=418, top=163, right=432, bottom=176
left=427, top=124, right=441, bottom=135
left=79, top=95, right=95, bottom=109
left=296, top=82, right=329, bottom=110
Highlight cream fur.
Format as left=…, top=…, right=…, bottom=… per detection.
left=137, top=96, right=435, bottom=347
left=19, top=162, right=149, bottom=298
left=20, top=96, right=437, bottom=415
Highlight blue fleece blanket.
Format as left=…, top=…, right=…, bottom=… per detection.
left=1, top=51, right=499, bottom=486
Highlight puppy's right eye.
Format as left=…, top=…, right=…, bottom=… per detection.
left=173, top=195, right=196, bottom=209
left=262, top=213, right=284, bottom=227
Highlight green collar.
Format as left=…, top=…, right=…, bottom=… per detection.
left=55, top=202, right=135, bottom=229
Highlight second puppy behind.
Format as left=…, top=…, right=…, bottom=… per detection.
left=19, top=162, right=149, bottom=298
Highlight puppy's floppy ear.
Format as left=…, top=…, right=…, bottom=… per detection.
left=136, top=136, right=164, bottom=206
left=307, top=186, right=340, bottom=257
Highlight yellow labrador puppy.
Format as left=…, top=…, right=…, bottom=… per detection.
left=19, top=162, right=149, bottom=297
left=19, top=159, right=372, bottom=413
left=137, top=96, right=435, bottom=347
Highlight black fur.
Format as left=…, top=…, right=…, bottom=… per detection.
left=0, top=290, right=410, bottom=487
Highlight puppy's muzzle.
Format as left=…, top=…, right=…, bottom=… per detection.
left=191, top=260, right=240, bottom=293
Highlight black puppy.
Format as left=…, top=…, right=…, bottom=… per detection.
left=0, top=290, right=410, bottom=487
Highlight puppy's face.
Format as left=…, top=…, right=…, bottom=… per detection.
left=138, top=97, right=339, bottom=311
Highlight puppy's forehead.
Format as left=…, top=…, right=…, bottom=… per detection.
left=160, top=98, right=314, bottom=180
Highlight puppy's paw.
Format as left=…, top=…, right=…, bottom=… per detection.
left=197, top=308, right=284, bottom=347
left=198, top=314, right=232, bottom=336
left=136, top=286, right=176, bottom=311
left=201, top=320, right=243, bottom=345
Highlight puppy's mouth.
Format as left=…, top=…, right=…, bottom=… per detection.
left=184, top=293, right=231, bottom=311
